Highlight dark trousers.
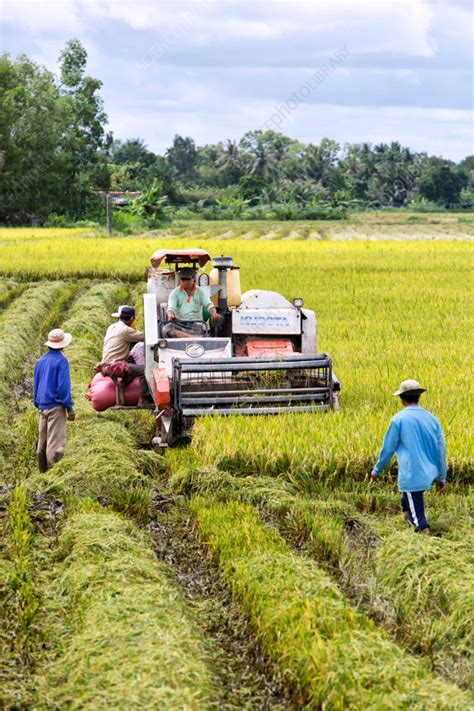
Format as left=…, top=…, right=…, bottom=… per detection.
left=122, top=363, right=150, bottom=402
left=121, top=362, right=144, bottom=386
left=401, top=491, right=429, bottom=531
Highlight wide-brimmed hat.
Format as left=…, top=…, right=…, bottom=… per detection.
left=45, top=328, right=72, bottom=349
left=393, top=379, right=426, bottom=397
left=111, top=304, right=133, bottom=318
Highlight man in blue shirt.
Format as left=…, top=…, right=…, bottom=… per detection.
left=371, top=379, right=446, bottom=534
left=33, top=328, right=75, bottom=472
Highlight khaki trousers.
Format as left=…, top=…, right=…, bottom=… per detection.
left=37, top=406, right=67, bottom=466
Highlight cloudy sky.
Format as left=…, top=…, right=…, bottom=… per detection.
left=1, top=0, right=473, bottom=160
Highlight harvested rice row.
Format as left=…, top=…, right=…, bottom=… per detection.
left=25, top=280, right=159, bottom=502
left=33, top=503, right=216, bottom=709
left=0, top=486, right=37, bottom=709
left=25, top=280, right=157, bottom=501
left=191, top=498, right=472, bottom=709
left=171, top=467, right=473, bottom=692
left=24, top=282, right=221, bottom=707
left=0, top=282, right=66, bottom=461
left=0, top=281, right=27, bottom=312
left=0, top=283, right=122, bottom=703
left=0, top=281, right=64, bottom=394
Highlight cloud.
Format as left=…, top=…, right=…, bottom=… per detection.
left=1, top=0, right=472, bottom=160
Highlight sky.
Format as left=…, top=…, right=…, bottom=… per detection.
left=1, top=0, right=473, bottom=161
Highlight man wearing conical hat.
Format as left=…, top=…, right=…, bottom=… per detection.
left=33, top=328, right=75, bottom=472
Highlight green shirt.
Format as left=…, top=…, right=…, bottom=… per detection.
left=168, top=286, right=213, bottom=322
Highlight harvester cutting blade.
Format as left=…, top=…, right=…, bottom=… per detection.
left=172, top=353, right=334, bottom=419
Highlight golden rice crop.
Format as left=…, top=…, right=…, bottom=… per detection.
left=2, top=234, right=470, bottom=481
left=0, top=227, right=98, bottom=242
left=191, top=498, right=472, bottom=709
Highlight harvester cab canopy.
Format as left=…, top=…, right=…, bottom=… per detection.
left=150, top=249, right=211, bottom=269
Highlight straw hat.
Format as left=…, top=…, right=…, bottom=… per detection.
left=45, top=328, right=72, bottom=349
left=393, top=379, right=426, bottom=397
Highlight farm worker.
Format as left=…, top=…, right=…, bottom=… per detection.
left=163, top=267, right=222, bottom=338
left=33, top=328, right=75, bottom=472
left=371, top=379, right=446, bottom=534
left=102, top=305, right=149, bottom=404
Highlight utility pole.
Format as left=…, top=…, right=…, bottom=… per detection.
left=106, top=194, right=113, bottom=235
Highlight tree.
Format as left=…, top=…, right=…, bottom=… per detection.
left=339, top=142, right=375, bottom=202
left=165, top=135, right=197, bottom=183
left=215, top=140, right=244, bottom=186
left=240, top=130, right=295, bottom=184
left=56, top=39, right=110, bottom=217
left=0, top=53, right=62, bottom=223
left=419, top=157, right=464, bottom=206
left=458, top=156, right=474, bottom=190
left=367, top=142, right=422, bottom=207
left=110, top=138, right=156, bottom=167
left=303, top=139, right=340, bottom=182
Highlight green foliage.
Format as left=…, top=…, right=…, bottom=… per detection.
left=124, top=178, right=171, bottom=226
left=165, top=134, right=197, bottom=184
left=0, top=41, right=109, bottom=224
left=216, top=196, right=250, bottom=218
left=419, top=157, right=465, bottom=207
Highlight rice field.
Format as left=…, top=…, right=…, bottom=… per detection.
left=0, top=218, right=472, bottom=708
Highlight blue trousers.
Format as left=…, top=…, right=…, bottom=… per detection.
left=401, top=491, right=429, bottom=531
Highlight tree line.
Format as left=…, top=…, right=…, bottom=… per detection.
left=1, top=40, right=473, bottom=226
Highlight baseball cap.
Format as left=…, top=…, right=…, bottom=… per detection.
left=179, top=267, right=196, bottom=280
left=111, top=305, right=133, bottom=318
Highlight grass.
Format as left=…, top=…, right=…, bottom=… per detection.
left=191, top=498, right=472, bottom=709
left=34, top=503, right=217, bottom=709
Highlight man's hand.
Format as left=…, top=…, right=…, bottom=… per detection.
left=167, top=311, right=176, bottom=321
left=210, top=308, right=219, bottom=320
left=67, top=411, right=76, bottom=422
left=435, top=480, right=446, bottom=494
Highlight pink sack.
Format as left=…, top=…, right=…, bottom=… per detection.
left=86, top=372, right=139, bottom=411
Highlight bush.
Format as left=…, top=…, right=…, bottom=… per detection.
left=110, top=210, right=148, bottom=234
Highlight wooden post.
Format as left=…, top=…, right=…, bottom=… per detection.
left=106, top=194, right=113, bottom=235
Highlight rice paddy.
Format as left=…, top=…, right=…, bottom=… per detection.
left=0, top=216, right=472, bottom=708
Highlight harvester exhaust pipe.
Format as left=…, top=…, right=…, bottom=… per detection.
left=211, top=256, right=233, bottom=313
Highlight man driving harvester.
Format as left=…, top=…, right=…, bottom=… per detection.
left=162, top=267, right=222, bottom=338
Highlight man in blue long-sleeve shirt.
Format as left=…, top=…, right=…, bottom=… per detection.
left=33, top=328, right=75, bottom=472
left=371, top=379, right=446, bottom=534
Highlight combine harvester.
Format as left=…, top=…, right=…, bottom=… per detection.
left=144, top=249, right=340, bottom=448
left=89, top=248, right=340, bottom=447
